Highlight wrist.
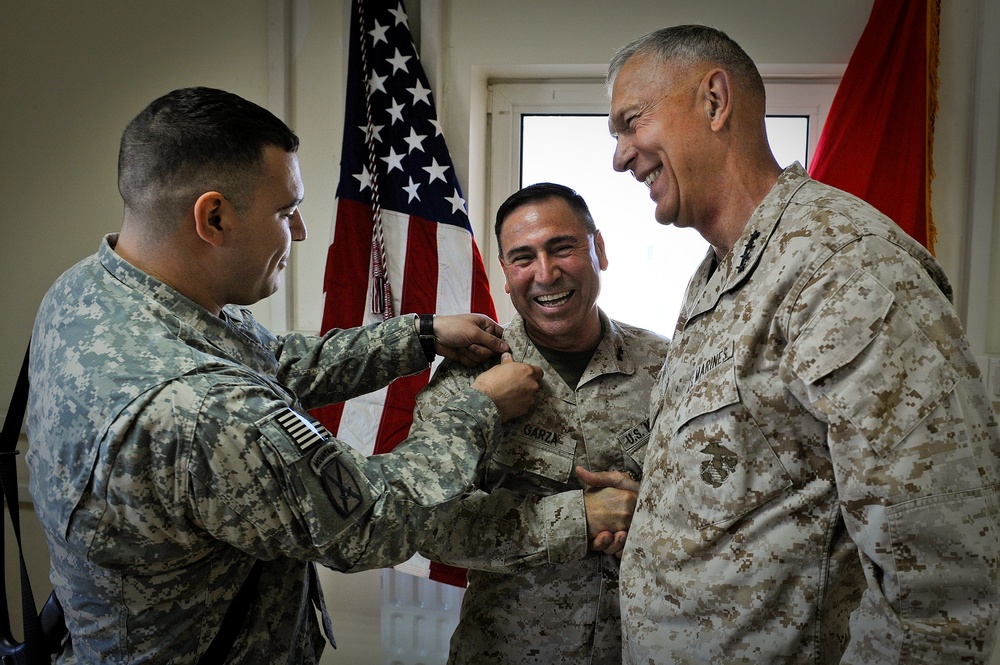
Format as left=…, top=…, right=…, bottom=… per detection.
left=417, top=313, right=436, bottom=362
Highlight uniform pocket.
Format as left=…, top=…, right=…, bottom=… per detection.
left=671, top=358, right=793, bottom=530
left=489, top=432, right=575, bottom=490
left=785, top=269, right=958, bottom=456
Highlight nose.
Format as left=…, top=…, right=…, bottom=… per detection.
left=291, top=209, right=308, bottom=242
left=535, top=253, right=560, bottom=285
left=612, top=136, right=633, bottom=174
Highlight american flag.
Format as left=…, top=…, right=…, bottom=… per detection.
left=312, top=0, right=493, bottom=587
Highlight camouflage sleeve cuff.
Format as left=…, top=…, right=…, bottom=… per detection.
left=544, top=489, right=589, bottom=564
left=443, top=385, right=503, bottom=454
left=385, top=314, right=434, bottom=375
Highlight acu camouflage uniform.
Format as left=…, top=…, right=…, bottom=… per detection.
left=621, top=164, right=1000, bottom=664
left=414, top=311, right=669, bottom=664
left=26, top=235, right=503, bottom=665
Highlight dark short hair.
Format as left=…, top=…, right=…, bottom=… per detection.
left=607, top=25, right=763, bottom=100
left=494, top=182, right=597, bottom=256
left=117, top=86, right=299, bottom=229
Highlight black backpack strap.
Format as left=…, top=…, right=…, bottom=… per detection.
left=0, top=344, right=53, bottom=662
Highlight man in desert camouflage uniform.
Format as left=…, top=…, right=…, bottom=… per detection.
left=413, top=183, right=670, bottom=664
left=25, top=87, right=542, bottom=665
left=605, top=25, right=1000, bottom=663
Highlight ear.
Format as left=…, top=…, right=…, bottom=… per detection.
left=594, top=230, right=609, bottom=271
left=701, top=68, right=732, bottom=132
left=192, top=191, right=234, bottom=247
left=497, top=255, right=512, bottom=294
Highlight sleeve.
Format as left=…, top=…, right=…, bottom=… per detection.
left=418, top=487, right=587, bottom=573
left=779, top=241, right=1000, bottom=664
left=168, top=371, right=503, bottom=573
left=272, top=314, right=427, bottom=410
left=411, top=359, right=589, bottom=573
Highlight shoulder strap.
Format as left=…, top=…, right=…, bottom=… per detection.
left=0, top=344, right=51, bottom=662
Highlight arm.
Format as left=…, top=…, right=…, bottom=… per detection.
left=780, top=243, right=1000, bottom=663
left=271, top=313, right=509, bottom=410
left=413, top=360, right=602, bottom=573
left=170, top=353, right=541, bottom=573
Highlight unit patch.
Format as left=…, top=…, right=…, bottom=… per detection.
left=309, top=445, right=363, bottom=517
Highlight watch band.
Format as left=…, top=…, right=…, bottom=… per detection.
left=418, top=314, right=436, bottom=362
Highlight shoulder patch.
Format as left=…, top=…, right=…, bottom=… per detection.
left=276, top=408, right=332, bottom=451
left=309, top=446, right=363, bottom=517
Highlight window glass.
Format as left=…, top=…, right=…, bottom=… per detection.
left=519, top=113, right=810, bottom=335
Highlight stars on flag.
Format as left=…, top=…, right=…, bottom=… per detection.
left=341, top=0, right=471, bottom=229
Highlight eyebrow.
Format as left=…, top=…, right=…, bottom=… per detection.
left=278, top=197, right=303, bottom=212
left=608, top=103, right=636, bottom=136
left=503, top=233, right=582, bottom=259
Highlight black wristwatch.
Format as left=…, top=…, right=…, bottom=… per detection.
left=418, top=314, right=436, bottom=362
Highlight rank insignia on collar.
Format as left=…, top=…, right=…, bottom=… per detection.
left=736, top=230, right=761, bottom=273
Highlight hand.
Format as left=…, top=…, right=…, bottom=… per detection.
left=471, top=353, right=543, bottom=422
left=577, top=466, right=639, bottom=556
left=430, top=313, right=510, bottom=367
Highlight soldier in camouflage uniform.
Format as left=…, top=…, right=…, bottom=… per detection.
left=604, top=25, right=1000, bottom=663
left=25, top=87, right=542, bottom=665
left=413, top=183, right=670, bottom=664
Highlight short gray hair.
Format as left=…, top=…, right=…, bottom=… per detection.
left=607, top=25, right=764, bottom=99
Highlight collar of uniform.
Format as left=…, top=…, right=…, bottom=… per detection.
left=99, top=234, right=280, bottom=374
left=503, top=309, right=634, bottom=393
left=683, top=163, right=811, bottom=323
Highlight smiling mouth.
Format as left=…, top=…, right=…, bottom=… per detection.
left=535, top=290, right=573, bottom=307
left=644, top=169, right=662, bottom=189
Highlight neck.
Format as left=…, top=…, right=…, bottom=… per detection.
left=115, top=223, right=225, bottom=316
left=705, top=156, right=783, bottom=258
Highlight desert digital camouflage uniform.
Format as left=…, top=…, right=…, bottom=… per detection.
left=620, top=163, right=1000, bottom=664
left=413, top=311, right=669, bottom=664
left=26, top=235, right=504, bottom=665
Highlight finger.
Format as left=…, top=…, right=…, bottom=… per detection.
left=452, top=344, right=495, bottom=367
left=576, top=466, right=638, bottom=492
left=591, top=531, right=614, bottom=552
left=499, top=352, right=513, bottom=365
left=466, top=322, right=508, bottom=353
left=604, top=531, right=629, bottom=556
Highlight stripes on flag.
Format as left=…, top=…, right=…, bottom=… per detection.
left=312, top=0, right=496, bottom=586
left=276, top=409, right=332, bottom=452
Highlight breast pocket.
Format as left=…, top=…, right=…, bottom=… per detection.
left=486, top=431, right=576, bottom=493
left=671, top=361, right=793, bottom=531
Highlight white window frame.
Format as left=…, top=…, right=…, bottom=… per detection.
left=485, top=68, right=843, bottom=326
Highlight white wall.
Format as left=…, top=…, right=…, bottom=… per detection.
left=2, top=1, right=998, bottom=663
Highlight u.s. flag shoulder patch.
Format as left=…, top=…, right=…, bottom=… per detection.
left=273, top=408, right=363, bottom=517
left=275, top=408, right=332, bottom=452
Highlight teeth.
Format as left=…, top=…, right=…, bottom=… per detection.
left=644, top=169, right=661, bottom=189
left=536, top=290, right=571, bottom=304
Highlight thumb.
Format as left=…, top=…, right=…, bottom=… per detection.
left=499, top=352, right=513, bottom=364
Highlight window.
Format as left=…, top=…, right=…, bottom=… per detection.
left=487, top=76, right=839, bottom=335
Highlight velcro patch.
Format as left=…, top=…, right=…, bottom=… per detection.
left=310, top=446, right=363, bottom=517
left=276, top=409, right=331, bottom=452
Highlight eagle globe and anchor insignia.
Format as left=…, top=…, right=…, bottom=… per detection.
left=700, top=441, right=739, bottom=488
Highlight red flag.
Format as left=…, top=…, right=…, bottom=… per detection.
left=808, top=0, right=940, bottom=252
left=312, top=0, right=494, bottom=588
